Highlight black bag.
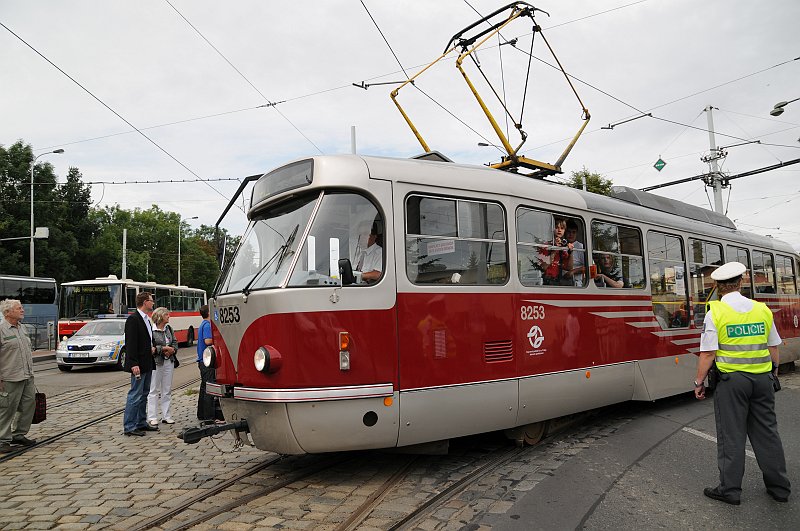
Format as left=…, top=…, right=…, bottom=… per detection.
left=32, top=391, right=46, bottom=424
left=706, top=363, right=720, bottom=391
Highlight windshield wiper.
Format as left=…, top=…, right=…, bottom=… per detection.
left=241, top=223, right=299, bottom=296
left=274, top=224, right=299, bottom=274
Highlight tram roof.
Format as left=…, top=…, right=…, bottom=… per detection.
left=356, top=155, right=797, bottom=255
left=253, top=155, right=795, bottom=256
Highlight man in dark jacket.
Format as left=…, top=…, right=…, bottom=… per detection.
left=122, top=292, right=156, bottom=436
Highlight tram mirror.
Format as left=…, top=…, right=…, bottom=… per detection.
left=338, top=258, right=355, bottom=285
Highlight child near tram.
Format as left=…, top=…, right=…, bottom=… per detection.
left=146, top=307, right=178, bottom=426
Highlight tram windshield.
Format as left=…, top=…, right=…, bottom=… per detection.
left=218, top=191, right=382, bottom=293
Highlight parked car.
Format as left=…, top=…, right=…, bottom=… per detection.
left=56, top=317, right=126, bottom=372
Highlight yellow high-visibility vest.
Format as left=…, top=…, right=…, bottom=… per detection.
left=709, top=300, right=773, bottom=374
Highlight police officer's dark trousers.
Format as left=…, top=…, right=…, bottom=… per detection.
left=714, top=371, right=791, bottom=500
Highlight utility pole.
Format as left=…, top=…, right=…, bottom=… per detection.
left=702, top=106, right=727, bottom=213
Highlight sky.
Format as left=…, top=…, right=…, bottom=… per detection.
left=2, top=0, right=799, bottom=250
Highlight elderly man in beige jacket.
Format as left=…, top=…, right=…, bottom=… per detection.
left=0, top=299, right=36, bottom=453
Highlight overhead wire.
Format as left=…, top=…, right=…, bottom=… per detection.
left=359, top=0, right=410, bottom=80
left=163, top=0, right=323, bottom=154
left=0, top=21, right=232, bottom=204
left=358, top=0, right=503, bottom=152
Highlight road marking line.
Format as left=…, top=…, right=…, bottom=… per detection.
left=683, top=427, right=755, bottom=459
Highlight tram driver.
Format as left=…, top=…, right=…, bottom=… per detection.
left=353, top=221, right=383, bottom=283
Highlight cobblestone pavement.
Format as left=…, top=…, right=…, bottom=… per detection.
left=1, top=372, right=637, bottom=531
left=9, top=369, right=797, bottom=530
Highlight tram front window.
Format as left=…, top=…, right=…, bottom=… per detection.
left=218, top=192, right=384, bottom=294
left=218, top=194, right=318, bottom=293
left=288, top=193, right=383, bottom=287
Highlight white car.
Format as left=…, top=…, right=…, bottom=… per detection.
left=56, top=318, right=126, bottom=372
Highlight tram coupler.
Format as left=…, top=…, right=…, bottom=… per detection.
left=179, top=419, right=249, bottom=444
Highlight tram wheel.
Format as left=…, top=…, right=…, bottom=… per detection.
left=505, top=420, right=548, bottom=446
left=58, top=365, right=73, bottom=372
left=522, top=421, right=547, bottom=445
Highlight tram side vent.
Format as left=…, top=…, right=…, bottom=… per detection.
left=484, top=340, right=513, bottom=363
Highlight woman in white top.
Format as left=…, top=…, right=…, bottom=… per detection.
left=146, top=307, right=179, bottom=426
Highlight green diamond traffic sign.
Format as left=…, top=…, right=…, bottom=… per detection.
left=654, top=158, right=667, bottom=171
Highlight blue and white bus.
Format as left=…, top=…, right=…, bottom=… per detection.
left=0, top=274, right=58, bottom=350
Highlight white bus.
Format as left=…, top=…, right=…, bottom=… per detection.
left=58, top=275, right=206, bottom=346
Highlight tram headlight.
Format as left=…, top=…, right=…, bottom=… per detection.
left=254, top=347, right=268, bottom=372
left=202, top=346, right=216, bottom=368
left=254, top=345, right=283, bottom=374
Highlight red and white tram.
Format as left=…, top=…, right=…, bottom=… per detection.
left=204, top=155, right=800, bottom=454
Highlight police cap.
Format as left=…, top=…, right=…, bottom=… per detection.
left=710, top=261, right=746, bottom=281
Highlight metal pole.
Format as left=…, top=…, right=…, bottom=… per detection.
left=122, top=229, right=127, bottom=279
left=704, top=106, right=724, bottom=213
left=30, top=149, right=64, bottom=276
left=351, top=125, right=357, bottom=154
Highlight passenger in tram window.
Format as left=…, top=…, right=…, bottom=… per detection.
left=353, top=222, right=383, bottom=283
left=594, top=253, right=623, bottom=288
left=670, top=302, right=689, bottom=327
left=540, top=218, right=573, bottom=286
left=564, top=220, right=585, bottom=286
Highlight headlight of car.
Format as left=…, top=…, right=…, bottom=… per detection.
left=96, top=341, right=117, bottom=351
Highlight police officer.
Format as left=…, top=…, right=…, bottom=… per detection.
left=694, top=261, right=790, bottom=505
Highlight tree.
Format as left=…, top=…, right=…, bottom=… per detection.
left=0, top=141, right=96, bottom=280
left=565, top=167, right=614, bottom=196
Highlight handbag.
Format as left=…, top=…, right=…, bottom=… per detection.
left=32, top=390, right=46, bottom=424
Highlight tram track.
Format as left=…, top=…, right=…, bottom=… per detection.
left=131, top=454, right=355, bottom=531
left=0, top=377, right=200, bottom=464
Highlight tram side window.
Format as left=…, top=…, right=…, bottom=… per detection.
left=776, top=255, right=797, bottom=295
left=590, top=221, right=645, bottom=289
left=725, top=246, right=754, bottom=300
left=688, top=239, right=724, bottom=326
left=406, top=195, right=508, bottom=285
left=516, top=208, right=587, bottom=287
left=752, top=250, right=776, bottom=294
left=288, top=193, right=384, bottom=287
left=647, top=232, right=688, bottom=329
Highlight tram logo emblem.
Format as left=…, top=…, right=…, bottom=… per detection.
left=794, top=315, right=799, bottom=328
left=527, top=325, right=544, bottom=349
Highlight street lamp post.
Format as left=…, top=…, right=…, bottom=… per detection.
left=30, top=149, right=64, bottom=276
left=178, top=215, right=198, bottom=286
left=770, top=97, right=800, bottom=117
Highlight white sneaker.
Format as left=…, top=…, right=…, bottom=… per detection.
left=162, top=418, right=176, bottom=424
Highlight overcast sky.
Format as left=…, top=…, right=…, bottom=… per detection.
left=2, top=0, right=799, bottom=249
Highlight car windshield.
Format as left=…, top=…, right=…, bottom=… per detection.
left=217, top=193, right=320, bottom=294
left=75, top=321, right=125, bottom=336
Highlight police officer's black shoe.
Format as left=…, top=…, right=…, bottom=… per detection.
left=704, top=486, right=740, bottom=505
left=767, top=490, right=789, bottom=503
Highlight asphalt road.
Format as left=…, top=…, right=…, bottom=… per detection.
left=491, top=370, right=800, bottom=530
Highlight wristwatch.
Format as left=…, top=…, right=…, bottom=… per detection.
left=693, top=380, right=704, bottom=387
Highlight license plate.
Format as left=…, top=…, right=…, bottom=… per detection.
left=71, top=352, right=89, bottom=358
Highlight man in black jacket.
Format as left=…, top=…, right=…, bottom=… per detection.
left=122, top=292, right=156, bottom=436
